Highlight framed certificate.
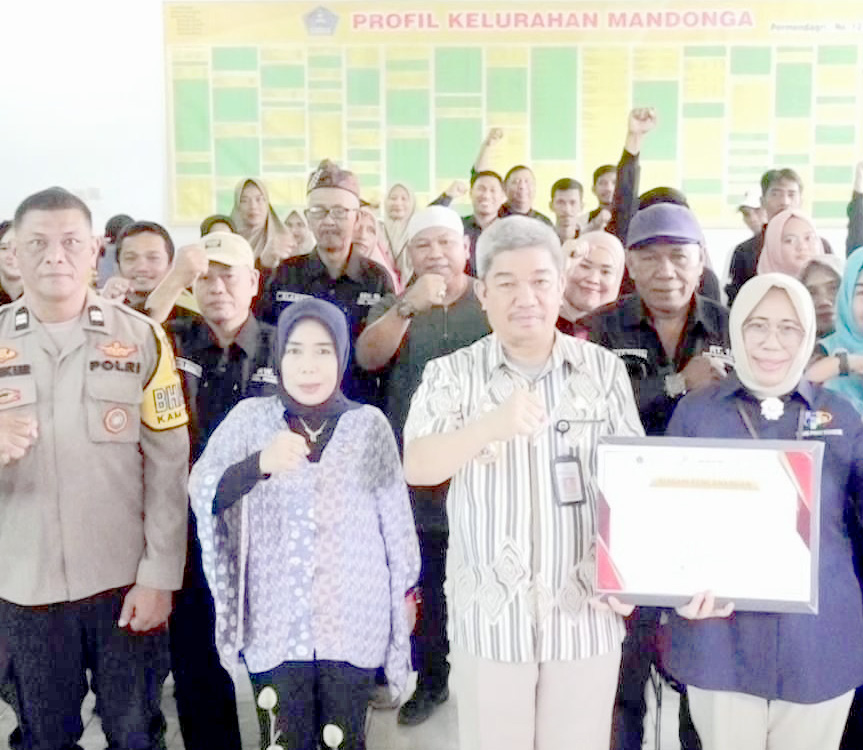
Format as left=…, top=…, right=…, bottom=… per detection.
left=595, top=437, right=823, bottom=614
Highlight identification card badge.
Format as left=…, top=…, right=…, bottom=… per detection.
left=553, top=454, right=586, bottom=506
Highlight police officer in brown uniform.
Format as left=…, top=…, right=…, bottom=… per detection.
left=0, top=187, right=190, bottom=750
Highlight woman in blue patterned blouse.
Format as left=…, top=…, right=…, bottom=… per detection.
left=189, top=298, right=420, bottom=750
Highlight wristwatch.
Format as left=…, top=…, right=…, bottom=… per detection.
left=664, top=372, right=687, bottom=398
left=836, top=348, right=850, bottom=376
left=394, top=297, right=417, bottom=320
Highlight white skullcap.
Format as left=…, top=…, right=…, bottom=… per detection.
left=406, top=206, right=465, bottom=244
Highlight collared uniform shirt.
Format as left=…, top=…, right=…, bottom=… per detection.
left=166, top=314, right=278, bottom=460
left=584, top=293, right=731, bottom=436
left=404, top=333, right=644, bottom=663
left=258, top=248, right=393, bottom=406
left=0, top=292, right=189, bottom=605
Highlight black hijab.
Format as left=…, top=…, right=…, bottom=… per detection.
left=274, top=299, right=360, bottom=460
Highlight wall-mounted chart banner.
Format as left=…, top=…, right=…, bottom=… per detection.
left=165, top=2, right=863, bottom=225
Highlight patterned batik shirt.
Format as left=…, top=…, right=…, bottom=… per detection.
left=404, top=332, right=644, bottom=663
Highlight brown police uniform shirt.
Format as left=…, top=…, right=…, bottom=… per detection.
left=0, top=291, right=190, bottom=606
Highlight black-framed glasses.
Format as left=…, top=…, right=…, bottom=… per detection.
left=306, top=206, right=356, bottom=221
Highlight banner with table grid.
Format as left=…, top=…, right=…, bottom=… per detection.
left=165, top=2, right=863, bottom=226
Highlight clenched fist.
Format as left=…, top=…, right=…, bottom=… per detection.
left=259, top=430, right=310, bottom=475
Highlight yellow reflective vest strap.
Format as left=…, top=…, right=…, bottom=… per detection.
left=141, top=323, right=189, bottom=430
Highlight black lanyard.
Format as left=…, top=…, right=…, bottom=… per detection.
left=735, top=399, right=805, bottom=441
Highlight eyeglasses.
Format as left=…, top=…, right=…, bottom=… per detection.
left=306, top=206, right=356, bottom=221
left=742, top=320, right=805, bottom=345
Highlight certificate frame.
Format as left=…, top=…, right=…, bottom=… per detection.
left=595, top=436, right=824, bottom=614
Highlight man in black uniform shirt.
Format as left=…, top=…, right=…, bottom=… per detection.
left=583, top=203, right=731, bottom=750
left=258, top=160, right=393, bottom=405
left=162, top=231, right=278, bottom=750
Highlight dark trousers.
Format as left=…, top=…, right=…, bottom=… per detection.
left=249, top=660, right=375, bottom=750
left=169, top=514, right=242, bottom=750
left=612, top=607, right=701, bottom=750
left=0, top=587, right=170, bottom=750
left=411, top=528, right=449, bottom=693
left=0, top=637, right=22, bottom=750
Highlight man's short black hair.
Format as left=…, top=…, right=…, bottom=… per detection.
left=551, top=178, right=584, bottom=200
left=104, top=214, right=134, bottom=243
left=200, top=214, right=237, bottom=236
left=14, top=187, right=92, bottom=228
left=504, top=165, right=533, bottom=183
left=116, top=221, right=175, bottom=263
left=761, top=168, right=803, bottom=196
left=470, top=170, right=503, bottom=188
left=592, top=165, right=616, bottom=185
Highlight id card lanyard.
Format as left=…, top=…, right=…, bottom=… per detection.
left=735, top=400, right=805, bottom=441
left=552, top=421, right=590, bottom=506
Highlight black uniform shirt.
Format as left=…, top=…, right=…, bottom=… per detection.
left=167, top=313, right=278, bottom=459
left=583, top=293, right=730, bottom=435
left=257, top=247, right=394, bottom=406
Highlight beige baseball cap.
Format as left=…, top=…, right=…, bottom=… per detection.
left=200, top=231, right=255, bottom=268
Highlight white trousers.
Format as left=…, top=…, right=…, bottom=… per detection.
left=450, top=645, right=621, bottom=750
left=688, top=686, right=855, bottom=750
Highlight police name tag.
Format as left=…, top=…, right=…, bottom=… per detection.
left=357, top=292, right=382, bottom=306
left=251, top=366, right=279, bottom=385
left=275, top=291, right=313, bottom=303
left=176, top=357, right=203, bottom=378
left=553, top=454, right=586, bottom=505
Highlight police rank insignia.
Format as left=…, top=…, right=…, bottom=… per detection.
left=0, top=388, right=21, bottom=406
left=99, top=341, right=138, bottom=358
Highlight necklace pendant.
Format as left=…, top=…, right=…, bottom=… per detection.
left=298, top=417, right=327, bottom=444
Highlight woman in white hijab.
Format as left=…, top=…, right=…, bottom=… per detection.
left=658, top=274, right=863, bottom=750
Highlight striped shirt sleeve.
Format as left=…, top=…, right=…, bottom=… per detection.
left=403, top=356, right=466, bottom=445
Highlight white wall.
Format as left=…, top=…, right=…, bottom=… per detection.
left=0, top=1, right=178, bottom=234
left=0, top=1, right=849, bottom=276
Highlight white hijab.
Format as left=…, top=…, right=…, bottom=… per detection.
left=730, top=273, right=816, bottom=399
